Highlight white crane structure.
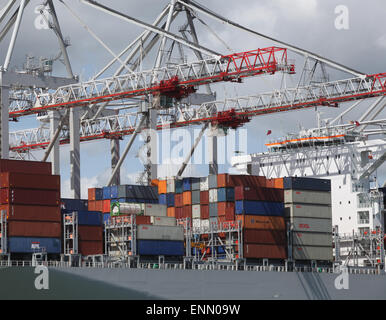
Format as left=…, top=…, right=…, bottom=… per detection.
left=1, top=0, right=386, bottom=214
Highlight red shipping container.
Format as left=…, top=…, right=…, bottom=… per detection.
left=217, top=174, right=266, bottom=188
left=0, top=188, right=60, bottom=206
left=102, top=200, right=110, bottom=213
left=136, top=215, right=151, bottom=225
left=0, top=204, right=61, bottom=222
left=243, top=243, right=287, bottom=259
left=0, top=172, right=60, bottom=190
left=88, top=188, right=100, bottom=201
left=88, top=200, right=96, bottom=211
left=174, top=194, right=183, bottom=207
left=200, top=191, right=209, bottom=204
left=175, top=207, right=183, bottom=219
left=217, top=202, right=234, bottom=217
left=200, top=205, right=209, bottom=219
left=243, top=229, right=287, bottom=245
left=235, top=186, right=284, bottom=202
left=78, top=225, right=103, bottom=241
left=0, top=159, right=52, bottom=175
left=94, top=200, right=103, bottom=212
left=265, top=179, right=275, bottom=188
left=78, top=240, right=103, bottom=256
left=8, top=221, right=61, bottom=238
left=225, top=210, right=235, bottom=221
left=182, top=206, right=192, bottom=219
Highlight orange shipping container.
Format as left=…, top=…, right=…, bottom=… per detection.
left=94, top=200, right=104, bottom=212
left=265, top=179, right=275, bottom=188
left=151, top=179, right=159, bottom=187
left=217, top=202, right=234, bottom=217
left=102, top=200, right=110, bottom=213
left=236, top=215, right=285, bottom=230
left=273, top=178, right=284, bottom=189
left=88, top=200, right=96, bottom=211
left=182, top=191, right=192, bottom=205
left=167, top=207, right=175, bottom=217
left=158, top=180, right=167, bottom=194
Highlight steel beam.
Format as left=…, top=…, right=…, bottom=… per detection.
left=49, top=110, right=60, bottom=174
left=0, top=82, right=9, bottom=159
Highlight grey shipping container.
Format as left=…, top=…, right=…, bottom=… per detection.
left=292, top=232, right=333, bottom=247
left=150, top=216, right=177, bottom=227
left=209, top=203, right=218, bottom=217
left=284, top=189, right=331, bottom=205
left=143, top=204, right=167, bottom=217
left=208, top=175, right=217, bottom=189
left=191, top=178, right=201, bottom=191
left=192, top=190, right=201, bottom=205
left=290, top=217, right=332, bottom=233
left=292, top=245, right=333, bottom=261
left=137, top=225, right=184, bottom=241
left=285, top=204, right=332, bottom=219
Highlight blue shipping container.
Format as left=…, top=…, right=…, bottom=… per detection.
left=102, top=186, right=111, bottom=199
left=166, top=193, right=175, bottom=207
left=94, top=188, right=103, bottom=200
left=175, top=180, right=183, bottom=194
left=137, top=240, right=185, bottom=256
left=159, top=194, right=167, bottom=205
left=217, top=187, right=235, bottom=202
left=183, top=178, right=191, bottom=191
left=8, top=237, right=61, bottom=254
left=61, top=199, right=88, bottom=211
left=283, top=177, right=331, bottom=192
left=235, top=201, right=284, bottom=216
left=77, top=211, right=102, bottom=226
left=110, top=185, right=119, bottom=199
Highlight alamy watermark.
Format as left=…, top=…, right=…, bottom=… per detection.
left=34, top=5, right=50, bottom=30
left=335, top=5, right=349, bottom=30
left=34, top=265, right=49, bottom=290
left=334, top=266, right=349, bottom=290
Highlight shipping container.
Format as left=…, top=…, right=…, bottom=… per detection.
left=110, top=202, right=144, bottom=216
left=200, top=191, right=209, bottom=204
left=273, top=178, right=284, bottom=189
left=191, top=178, right=201, bottom=191
left=77, top=211, right=102, bottom=226
left=217, top=174, right=266, bottom=188
left=8, top=237, right=61, bottom=254
left=137, top=240, right=184, bottom=256
left=243, top=243, right=287, bottom=259
left=94, top=200, right=104, bottom=212
left=182, top=191, right=192, bottom=206
left=192, top=204, right=201, bottom=219
left=117, top=185, right=135, bottom=199
left=167, top=207, right=175, bottom=218
left=136, top=225, right=184, bottom=241
left=293, top=232, right=332, bottom=247
left=235, top=201, right=284, bottom=216
left=78, top=240, right=103, bottom=256
left=292, top=245, right=333, bottom=261
left=175, top=179, right=183, bottom=194
left=136, top=215, right=152, bottom=225
left=217, top=202, right=234, bottom=217
left=143, top=203, right=167, bottom=217
left=78, top=225, right=103, bottom=241
left=209, top=203, right=217, bottom=217
left=166, top=193, right=175, bottom=207
left=158, top=194, right=167, bottom=205
left=158, top=180, right=167, bottom=194
left=0, top=188, right=60, bottom=206
left=182, top=205, right=192, bottom=219
left=102, top=186, right=111, bottom=199
left=8, top=221, right=61, bottom=238
left=0, top=172, right=60, bottom=190
left=102, top=200, right=110, bottom=213
left=290, top=217, right=332, bottom=233
left=225, top=210, right=235, bottom=222
left=208, top=175, right=217, bottom=189
left=209, top=189, right=218, bottom=203
left=61, top=199, right=88, bottom=212
left=243, top=229, right=286, bottom=245
left=235, top=186, right=284, bottom=202
left=167, top=178, right=176, bottom=193
left=200, top=204, right=209, bottom=220
left=175, top=207, right=183, bottom=220
left=236, top=215, right=286, bottom=230
left=150, top=216, right=177, bottom=226
left=284, top=189, right=331, bottom=205
left=0, top=204, right=60, bottom=222
left=183, top=178, right=191, bottom=191
left=174, top=194, right=183, bottom=207
left=110, top=186, right=119, bottom=199
left=0, top=159, right=51, bottom=175
left=283, top=177, right=331, bottom=192
left=285, top=204, right=332, bottom=219
left=88, top=200, right=96, bottom=211
left=217, top=187, right=235, bottom=202
left=192, top=190, right=200, bottom=205
left=200, top=177, right=209, bottom=191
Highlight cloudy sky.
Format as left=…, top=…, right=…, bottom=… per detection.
left=1, top=0, right=386, bottom=197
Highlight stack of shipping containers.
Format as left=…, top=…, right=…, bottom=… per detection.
left=284, top=177, right=333, bottom=262
left=0, top=159, right=61, bottom=258
left=77, top=211, right=103, bottom=256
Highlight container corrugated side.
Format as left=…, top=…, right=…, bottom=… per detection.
left=243, top=229, right=287, bottom=245
left=0, top=172, right=60, bottom=190
left=78, top=225, right=103, bottom=241
left=192, top=204, right=201, bottom=219
left=8, top=237, right=61, bottom=254
left=236, top=215, right=286, bottom=230
left=209, top=203, right=217, bottom=217
left=293, top=232, right=332, bottom=247
left=0, top=189, right=60, bottom=206
left=208, top=175, right=217, bottom=189
left=166, top=178, right=176, bottom=193
left=284, top=189, right=331, bottom=205
left=235, top=201, right=284, bottom=216
left=285, top=204, right=332, bottom=219
left=0, top=159, right=51, bottom=175
left=283, top=177, right=331, bottom=192
left=290, top=217, right=332, bottom=233
left=200, top=177, right=209, bottom=191
left=243, top=243, right=287, bottom=259
left=209, top=189, right=217, bottom=203
left=8, top=221, right=61, bottom=238
left=292, top=245, right=333, bottom=261
left=77, top=211, right=102, bottom=226
left=235, top=186, right=284, bottom=202
left=192, top=190, right=200, bottom=205
left=144, top=203, right=167, bottom=217
left=137, top=240, right=184, bottom=256
left=191, top=178, right=201, bottom=191
left=150, top=216, right=177, bottom=226
left=1, top=204, right=61, bottom=222
left=78, top=240, right=103, bottom=255
left=136, top=225, right=184, bottom=241
left=217, top=187, right=235, bottom=202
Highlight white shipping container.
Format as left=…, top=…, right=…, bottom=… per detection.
left=144, top=204, right=167, bottom=217
left=167, top=178, right=176, bottom=193
left=192, top=204, right=201, bottom=219
left=292, top=245, right=333, bottom=261
left=209, top=189, right=218, bottom=203
left=137, top=225, right=184, bottom=241
left=150, top=216, right=177, bottom=226
left=192, top=218, right=201, bottom=229
left=284, top=190, right=331, bottom=205
left=285, top=204, right=332, bottom=219
left=290, top=217, right=332, bottom=233
left=200, top=177, right=209, bottom=191
left=201, top=219, right=210, bottom=229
